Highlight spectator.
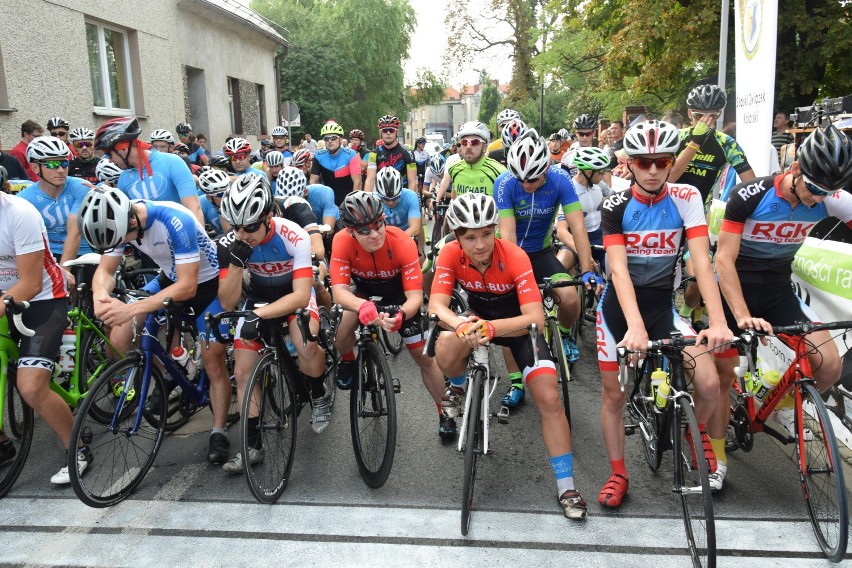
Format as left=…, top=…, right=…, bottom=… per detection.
left=607, top=120, right=625, bottom=168
left=9, top=120, right=44, bottom=182
left=195, top=133, right=212, bottom=158
left=661, top=112, right=684, bottom=128
left=301, top=133, right=318, bottom=154
left=771, top=111, right=794, bottom=158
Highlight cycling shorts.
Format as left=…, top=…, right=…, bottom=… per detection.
left=721, top=281, right=818, bottom=332
left=143, top=274, right=219, bottom=337
left=14, top=298, right=68, bottom=370
left=528, top=249, right=572, bottom=285
left=234, top=293, right=319, bottom=344
left=596, top=284, right=694, bottom=372
left=354, top=289, right=426, bottom=350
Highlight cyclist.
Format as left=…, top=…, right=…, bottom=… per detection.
left=208, top=154, right=232, bottom=173
left=422, top=153, right=446, bottom=219
left=224, top=138, right=262, bottom=179
left=711, top=125, right=852, bottom=491
left=217, top=176, right=329, bottom=464
left=95, top=117, right=204, bottom=225
left=437, top=121, right=505, bottom=203
left=197, top=168, right=232, bottom=237
left=263, top=150, right=285, bottom=193
left=570, top=147, right=614, bottom=272
left=597, top=120, right=732, bottom=509
left=149, top=129, right=176, bottom=154
left=310, top=120, right=362, bottom=205
left=374, top=167, right=422, bottom=244
left=489, top=119, right=528, bottom=166
left=270, top=126, right=294, bottom=164
left=429, top=192, right=587, bottom=520
left=176, top=122, right=208, bottom=166
left=494, top=130, right=597, bottom=407
left=413, top=136, right=430, bottom=188
left=548, top=132, right=565, bottom=164
left=46, top=117, right=72, bottom=156
left=0, top=185, right=82, bottom=485
left=571, top=115, right=598, bottom=150
left=95, top=158, right=122, bottom=188
left=68, top=128, right=98, bottom=184
left=364, top=115, right=418, bottom=193
left=348, top=129, right=370, bottom=179
left=486, top=108, right=522, bottom=154
left=329, top=192, right=447, bottom=438
left=78, top=186, right=233, bottom=465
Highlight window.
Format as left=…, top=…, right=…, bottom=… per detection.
left=256, top=84, right=266, bottom=135
left=228, top=77, right=242, bottom=133
left=86, top=21, right=134, bottom=113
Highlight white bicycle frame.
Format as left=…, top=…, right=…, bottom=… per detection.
left=456, top=344, right=499, bottom=454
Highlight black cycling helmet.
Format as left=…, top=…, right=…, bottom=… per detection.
left=47, top=116, right=70, bottom=131
left=341, top=191, right=384, bottom=228
left=175, top=122, right=192, bottom=135
left=797, top=124, right=852, bottom=192
left=209, top=155, right=229, bottom=168
left=0, top=165, right=8, bottom=188
left=95, top=117, right=141, bottom=151
left=573, top=114, right=598, bottom=131
left=686, top=84, right=727, bottom=111
left=415, top=137, right=426, bottom=145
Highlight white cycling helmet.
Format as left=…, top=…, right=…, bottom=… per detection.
left=264, top=150, right=284, bottom=167
left=457, top=121, right=491, bottom=143
left=291, top=148, right=312, bottom=167
left=26, top=136, right=70, bottom=162
left=375, top=167, right=402, bottom=199
left=429, top=153, right=446, bottom=176
left=446, top=192, right=499, bottom=231
left=496, top=108, right=521, bottom=129
left=271, top=126, right=288, bottom=137
left=275, top=166, right=307, bottom=199
left=198, top=169, right=231, bottom=196
left=501, top=119, right=528, bottom=149
left=573, top=147, right=611, bottom=171
left=623, top=120, right=681, bottom=156
left=220, top=174, right=272, bottom=226
left=78, top=187, right=133, bottom=253
left=150, top=129, right=175, bottom=144
left=224, top=137, right=252, bottom=156
left=95, top=158, right=124, bottom=182
left=69, top=127, right=95, bottom=142
left=506, top=129, right=550, bottom=181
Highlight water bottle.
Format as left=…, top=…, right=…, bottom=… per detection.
left=57, top=328, right=76, bottom=373
left=654, top=375, right=671, bottom=410
left=284, top=335, right=298, bottom=358
left=171, top=345, right=196, bottom=378
left=751, top=369, right=782, bottom=402
left=650, top=368, right=667, bottom=396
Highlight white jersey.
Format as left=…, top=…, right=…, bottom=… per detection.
left=0, top=193, right=66, bottom=301
left=573, top=179, right=615, bottom=232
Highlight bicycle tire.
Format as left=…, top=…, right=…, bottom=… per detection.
left=0, top=369, right=34, bottom=499
left=381, top=328, right=404, bottom=355
left=547, top=319, right=572, bottom=426
left=461, top=367, right=484, bottom=536
left=797, top=382, right=848, bottom=562
left=78, top=328, right=114, bottom=395
left=70, top=358, right=166, bottom=507
left=242, top=351, right=297, bottom=504
left=350, top=341, right=397, bottom=488
left=318, top=306, right=339, bottom=391
left=145, top=373, right=192, bottom=433
left=450, top=289, right=468, bottom=315
left=629, top=365, right=664, bottom=472
left=673, top=397, right=716, bottom=568
left=574, top=284, right=587, bottom=336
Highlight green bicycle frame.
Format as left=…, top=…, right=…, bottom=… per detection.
left=0, top=316, right=20, bottom=432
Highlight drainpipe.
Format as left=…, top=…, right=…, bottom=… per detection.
left=274, top=47, right=287, bottom=126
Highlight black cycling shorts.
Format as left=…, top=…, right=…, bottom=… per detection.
left=14, top=298, right=68, bottom=371
left=721, top=281, right=817, bottom=332
left=527, top=249, right=570, bottom=285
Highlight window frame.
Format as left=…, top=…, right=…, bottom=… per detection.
left=86, top=20, right=135, bottom=115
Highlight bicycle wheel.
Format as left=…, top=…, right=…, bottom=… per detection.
left=0, top=368, right=34, bottom=498
left=450, top=289, right=468, bottom=315
left=318, top=306, right=339, bottom=389
left=70, top=358, right=166, bottom=507
left=797, top=382, right=848, bottom=562
left=350, top=341, right=397, bottom=488
left=461, top=368, right=484, bottom=536
left=627, top=366, right=664, bottom=472
left=547, top=319, right=572, bottom=426
left=77, top=328, right=115, bottom=395
left=673, top=397, right=716, bottom=568
left=242, top=351, right=297, bottom=503
left=380, top=328, right=404, bottom=355
left=144, top=373, right=192, bottom=433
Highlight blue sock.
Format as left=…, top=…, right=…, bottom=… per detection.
left=448, top=374, right=467, bottom=389
left=550, top=452, right=575, bottom=493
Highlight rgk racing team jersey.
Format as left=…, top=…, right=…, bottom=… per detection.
left=602, top=183, right=708, bottom=290
left=431, top=238, right=541, bottom=319
left=105, top=200, right=219, bottom=284
left=368, top=144, right=417, bottom=188
left=0, top=193, right=66, bottom=301
left=447, top=156, right=505, bottom=196
left=217, top=217, right=312, bottom=303
left=494, top=165, right=582, bottom=253
left=329, top=225, right=421, bottom=303
left=721, top=174, right=852, bottom=284
left=677, top=129, right=752, bottom=204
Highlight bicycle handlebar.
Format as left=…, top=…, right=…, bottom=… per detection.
left=423, top=312, right=540, bottom=359
left=204, top=308, right=318, bottom=350
left=770, top=320, right=852, bottom=336
left=3, top=297, right=34, bottom=337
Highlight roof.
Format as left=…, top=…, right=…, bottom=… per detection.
left=182, top=0, right=288, bottom=46
left=445, top=87, right=460, bottom=100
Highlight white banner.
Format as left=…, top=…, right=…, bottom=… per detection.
left=733, top=0, right=778, bottom=177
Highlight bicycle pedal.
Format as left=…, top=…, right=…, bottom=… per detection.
left=392, top=378, right=401, bottom=394
left=624, top=424, right=637, bottom=435
left=496, top=405, right=510, bottom=424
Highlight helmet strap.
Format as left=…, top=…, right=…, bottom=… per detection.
left=131, top=205, right=145, bottom=245
left=580, top=171, right=595, bottom=187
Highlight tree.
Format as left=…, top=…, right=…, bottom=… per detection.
left=407, top=70, right=449, bottom=108
left=478, top=80, right=503, bottom=131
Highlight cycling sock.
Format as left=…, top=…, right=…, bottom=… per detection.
left=436, top=402, right=443, bottom=415
left=306, top=373, right=326, bottom=398
left=508, top=371, right=523, bottom=389
left=558, top=324, right=572, bottom=337
left=341, top=350, right=356, bottom=362
left=246, top=416, right=261, bottom=449
left=710, top=437, right=727, bottom=465
left=211, top=428, right=227, bottom=436
left=678, top=303, right=694, bottom=319
left=448, top=374, right=467, bottom=389
left=610, top=458, right=627, bottom=477
left=550, top=452, right=575, bottom=492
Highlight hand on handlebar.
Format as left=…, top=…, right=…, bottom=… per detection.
left=617, top=326, right=649, bottom=367
left=695, top=322, right=735, bottom=353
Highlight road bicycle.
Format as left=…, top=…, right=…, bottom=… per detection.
left=726, top=321, right=851, bottom=563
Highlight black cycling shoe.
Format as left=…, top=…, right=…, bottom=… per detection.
left=439, top=414, right=457, bottom=442
left=207, top=432, right=230, bottom=464
left=336, top=360, right=356, bottom=390
left=145, top=378, right=178, bottom=414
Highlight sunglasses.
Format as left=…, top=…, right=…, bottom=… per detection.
left=233, top=221, right=263, bottom=233
left=459, top=138, right=482, bottom=148
left=380, top=195, right=400, bottom=203
left=691, top=112, right=717, bottom=121
left=381, top=128, right=397, bottom=134
left=801, top=174, right=834, bottom=197
left=50, top=131, right=69, bottom=137
left=576, top=131, right=594, bottom=138
left=39, top=160, right=69, bottom=170
left=631, top=156, right=674, bottom=171
left=230, top=153, right=250, bottom=161
left=352, top=218, right=385, bottom=235
left=323, top=135, right=340, bottom=142
left=74, top=141, right=93, bottom=148
left=521, top=175, right=542, bottom=184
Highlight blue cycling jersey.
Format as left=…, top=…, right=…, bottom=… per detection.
left=305, top=184, right=340, bottom=222
left=494, top=165, right=581, bottom=252
left=19, top=176, right=92, bottom=256
left=105, top=200, right=219, bottom=283
left=198, top=190, right=224, bottom=237
left=382, top=188, right=420, bottom=231
left=117, top=150, right=197, bottom=203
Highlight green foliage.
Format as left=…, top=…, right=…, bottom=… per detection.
left=407, top=70, right=449, bottom=108
left=478, top=80, right=503, bottom=131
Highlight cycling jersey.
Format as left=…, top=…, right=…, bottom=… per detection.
left=330, top=225, right=421, bottom=303
left=0, top=192, right=66, bottom=301
left=367, top=144, right=417, bottom=188
left=487, top=147, right=508, bottom=166
left=68, top=157, right=98, bottom=184
left=432, top=238, right=540, bottom=319
left=104, top=200, right=219, bottom=284
left=18, top=176, right=93, bottom=256
left=311, top=147, right=361, bottom=205
left=216, top=217, right=312, bottom=303
left=447, top=155, right=505, bottom=196
left=117, top=150, right=197, bottom=203
left=276, top=196, right=319, bottom=230
left=423, top=168, right=441, bottom=189
left=677, top=129, right=752, bottom=204
left=305, top=183, right=340, bottom=222
left=602, top=183, right=707, bottom=289
left=199, top=191, right=224, bottom=237
left=720, top=174, right=852, bottom=285
left=494, top=165, right=581, bottom=252
left=573, top=179, right=615, bottom=233
left=381, top=188, right=420, bottom=231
